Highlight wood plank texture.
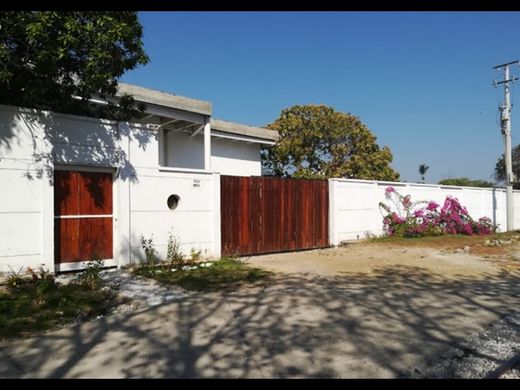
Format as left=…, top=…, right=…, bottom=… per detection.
left=54, top=171, right=113, bottom=263
left=221, top=176, right=329, bottom=256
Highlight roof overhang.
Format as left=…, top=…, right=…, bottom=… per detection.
left=211, top=130, right=276, bottom=145
left=105, top=83, right=280, bottom=144
left=211, top=118, right=278, bottom=144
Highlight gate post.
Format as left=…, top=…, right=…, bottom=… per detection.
left=328, top=178, right=336, bottom=246
left=212, top=172, right=221, bottom=259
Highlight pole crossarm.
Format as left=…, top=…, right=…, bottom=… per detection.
left=494, top=77, right=519, bottom=85
left=493, top=60, right=519, bottom=69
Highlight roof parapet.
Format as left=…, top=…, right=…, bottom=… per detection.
left=117, top=83, right=212, bottom=116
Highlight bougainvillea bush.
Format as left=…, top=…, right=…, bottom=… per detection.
left=379, top=187, right=495, bottom=238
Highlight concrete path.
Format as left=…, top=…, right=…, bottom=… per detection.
left=1, top=263, right=519, bottom=378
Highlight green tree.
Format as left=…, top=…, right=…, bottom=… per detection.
left=0, top=11, right=149, bottom=120
left=494, top=145, right=520, bottom=190
left=438, top=178, right=495, bottom=188
left=261, top=104, right=400, bottom=181
left=418, top=163, right=429, bottom=183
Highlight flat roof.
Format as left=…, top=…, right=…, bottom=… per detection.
left=117, top=83, right=212, bottom=116
left=211, top=118, right=279, bottom=142
left=118, top=83, right=278, bottom=142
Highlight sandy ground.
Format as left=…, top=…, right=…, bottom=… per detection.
left=245, top=243, right=510, bottom=279
left=244, top=241, right=520, bottom=378
left=0, top=240, right=519, bottom=378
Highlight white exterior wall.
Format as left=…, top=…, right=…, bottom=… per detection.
left=329, top=178, right=520, bottom=245
left=0, top=105, right=221, bottom=273
left=0, top=106, right=53, bottom=273
left=211, top=138, right=261, bottom=176
left=164, top=130, right=205, bottom=170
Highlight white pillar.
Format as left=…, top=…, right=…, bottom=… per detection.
left=204, top=117, right=211, bottom=171
left=42, top=172, right=55, bottom=273
left=40, top=123, right=55, bottom=273
left=115, top=121, right=132, bottom=269
left=328, top=178, right=336, bottom=246
left=158, top=127, right=165, bottom=166
left=212, top=172, right=221, bottom=258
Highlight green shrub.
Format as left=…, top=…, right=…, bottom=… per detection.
left=5, top=266, right=26, bottom=292
left=26, top=267, right=57, bottom=305
left=140, top=234, right=159, bottom=265
left=190, top=248, right=202, bottom=262
left=166, top=229, right=185, bottom=267
left=75, top=260, right=104, bottom=291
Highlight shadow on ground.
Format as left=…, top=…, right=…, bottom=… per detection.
left=0, top=266, right=519, bottom=378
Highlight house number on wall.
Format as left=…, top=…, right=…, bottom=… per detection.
left=193, top=179, right=200, bottom=188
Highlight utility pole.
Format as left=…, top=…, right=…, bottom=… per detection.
left=493, top=60, right=519, bottom=231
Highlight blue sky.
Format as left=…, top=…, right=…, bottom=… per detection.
left=121, top=11, right=520, bottom=183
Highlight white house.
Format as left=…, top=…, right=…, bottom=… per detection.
left=0, top=83, right=278, bottom=272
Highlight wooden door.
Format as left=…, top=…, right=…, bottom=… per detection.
left=54, top=170, right=113, bottom=263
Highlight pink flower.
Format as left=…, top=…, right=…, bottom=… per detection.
left=413, top=209, right=424, bottom=217
left=426, top=201, right=439, bottom=211
left=380, top=187, right=495, bottom=238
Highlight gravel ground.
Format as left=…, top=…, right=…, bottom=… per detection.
left=55, top=268, right=193, bottom=315
left=102, top=269, right=193, bottom=309
left=411, top=309, right=520, bottom=379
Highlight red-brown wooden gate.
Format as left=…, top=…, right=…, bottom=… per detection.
left=221, top=176, right=329, bottom=256
left=54, top=170, right=113, bottom=264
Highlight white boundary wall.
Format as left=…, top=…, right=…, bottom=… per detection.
left=3, top=102, right=520, bottom=273
left=329, top=178, right=520, bottom=245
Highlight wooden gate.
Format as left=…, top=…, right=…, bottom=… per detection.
left=54, top=170, right=113, bottom=264
left=221, top=176, right=329, bottom=256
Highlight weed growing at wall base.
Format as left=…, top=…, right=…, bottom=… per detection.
left=133, top=257, right=272, bottom=292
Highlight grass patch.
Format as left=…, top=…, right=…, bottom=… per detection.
left=0, top=270, right=118, bottom=339
left=133, top=257, right=272, bottom=291
left=368, top=230, right=520, bottom=246
left=365, top=230, right=520, bottom=259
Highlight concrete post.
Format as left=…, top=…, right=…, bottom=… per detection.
left=204, top=117, right=211, bottom=171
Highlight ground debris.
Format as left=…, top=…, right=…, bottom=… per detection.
left=484, top=239, right=512, bottom=247
left=102, top=270, right=192, bottom=308
left=411, top=309, right=520, bottom=379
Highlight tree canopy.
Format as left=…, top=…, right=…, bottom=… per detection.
left=495, top=144, right=520, bottom=190
left=438, top=178, right=495, bottom=188
left=0, top=11, right=149, bottom=120
left=261, top=104, right=400, bottom=181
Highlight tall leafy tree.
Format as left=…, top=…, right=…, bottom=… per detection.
left=0, top=11, right=149, bottom=120
left=494, top=144, right=520, bottom=190
left=261, top=104, right=400, bottom=181
left=418, top=163, right=429, bottom=183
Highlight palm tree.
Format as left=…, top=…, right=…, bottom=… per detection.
left=419, top=164, right=429, bottom=184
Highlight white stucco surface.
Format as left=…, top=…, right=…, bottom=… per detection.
left=328, top=178, right=520, bottom=245
left=0, top=105, right=223, bottom=272
left=211, top=137, right=261, bottom=176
